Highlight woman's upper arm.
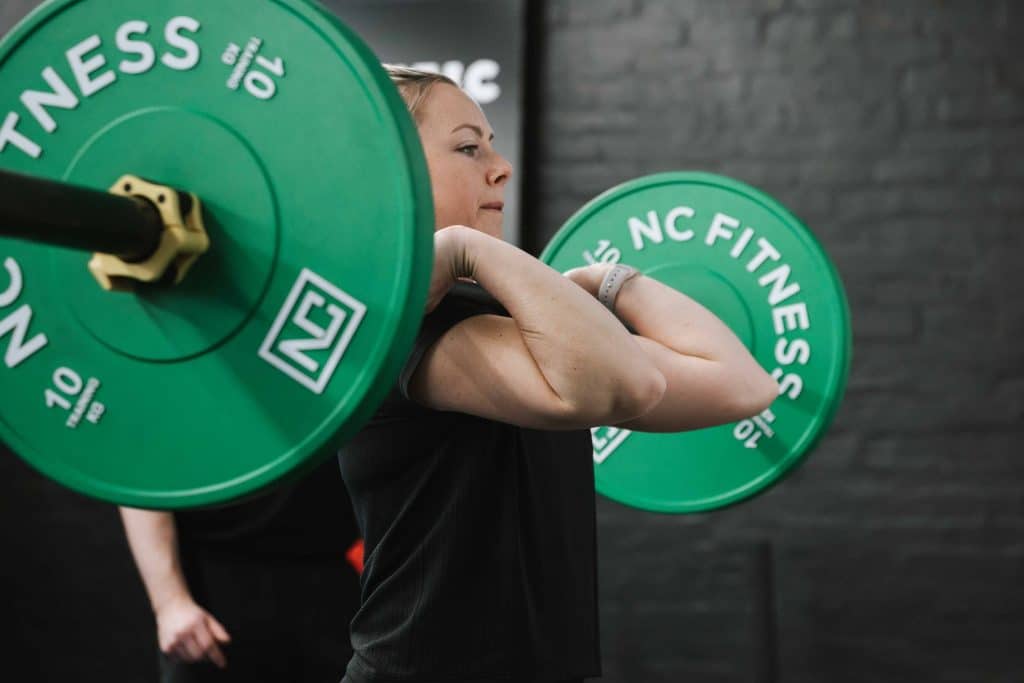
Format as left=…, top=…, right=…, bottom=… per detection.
left=407, top=314, right=594, bottom=430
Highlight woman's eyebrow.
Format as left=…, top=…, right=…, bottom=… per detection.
left=450, top=123, right=495, bottom=141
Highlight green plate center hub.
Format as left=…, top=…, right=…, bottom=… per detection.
left=59, top=108, right=278, bottom=361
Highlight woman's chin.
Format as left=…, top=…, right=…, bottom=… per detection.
left=477, top=213, right=505, bottom=239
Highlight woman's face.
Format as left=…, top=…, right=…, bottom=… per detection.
left=415, top=83, right=513, bottom=239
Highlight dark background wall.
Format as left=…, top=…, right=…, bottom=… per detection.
left=524, top=1, right=1023, bottom=682
left=3, top=1, right=1023, bottom=682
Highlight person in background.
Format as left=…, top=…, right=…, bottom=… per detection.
left=120, top=457, right=362, bottom=683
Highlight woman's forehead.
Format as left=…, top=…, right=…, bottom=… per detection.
left=422, top=85, right=491, bottom=133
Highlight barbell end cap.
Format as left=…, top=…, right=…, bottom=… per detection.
left=89, top=175, right=210, bottom=292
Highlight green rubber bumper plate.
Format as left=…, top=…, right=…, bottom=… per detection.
left=0, top=0, right=433, bottom=507
left=542, top=173, right=851, bottom=513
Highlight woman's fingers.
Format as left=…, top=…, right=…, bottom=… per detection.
left=193, top=626, right=228, bottom=669
left=180, top=634, right=205, bottom=661
left=160, top=602, right=232, bottom=668
left=207, top=615, right=232, bottom=644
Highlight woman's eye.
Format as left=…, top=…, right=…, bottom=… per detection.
left=457, top=145, right=479, bottom=156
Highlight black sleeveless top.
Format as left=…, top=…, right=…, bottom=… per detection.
left=338, top=284, right=601, bottom=682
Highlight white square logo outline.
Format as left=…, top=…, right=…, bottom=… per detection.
left=258, top=268, right=367, bottom=394
left=591, top=426, right=632, bottom=465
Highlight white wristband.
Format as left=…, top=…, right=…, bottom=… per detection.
left=597, top=264, right=640, bottom=313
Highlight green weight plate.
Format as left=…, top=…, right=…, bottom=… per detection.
left=541, top=172, right=851, bottom=513
left=0, top=0, right=433, bottom=507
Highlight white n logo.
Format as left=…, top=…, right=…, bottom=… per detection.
left=277, top=290, right=347, bottom=374
left=0, top=257, right=48, bottom=368
left=259, top=269, right=366, bottom=394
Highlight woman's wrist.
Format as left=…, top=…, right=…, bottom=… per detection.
left=597, top=264, right=641, bottom=313
left=152, top=586, right=194, bottom=616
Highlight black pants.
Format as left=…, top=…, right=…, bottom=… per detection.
left=159, top=547, right=360, bottom=683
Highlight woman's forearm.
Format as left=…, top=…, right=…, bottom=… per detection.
left=119, top=507, right=192, bottom=614
left=566, top=264, right=778, bottom=429
left=620, top=274, right=778, bottom=418
left=445, top=226, right=665, bottom=418
left=616, top=275, right=762, bottom=369
left=568, top=261, right=764, bottom=369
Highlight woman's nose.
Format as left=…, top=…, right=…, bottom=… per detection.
left=488, top=154, right=513, bottom=186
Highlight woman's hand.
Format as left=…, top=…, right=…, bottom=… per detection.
left=156, top=596, right=232, bottom=668
left=562, top=263, right=613, bottom=298
left=426, top=226, right=475, bottom=313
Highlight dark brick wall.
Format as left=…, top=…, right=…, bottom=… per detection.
left=524, top=1, right=1024, bottom=682
left=2, top=1, right=1022, bottom=682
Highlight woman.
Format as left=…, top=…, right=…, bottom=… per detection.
left=337, top=66, right=778, bottom=683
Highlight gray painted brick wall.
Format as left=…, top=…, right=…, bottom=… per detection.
left=526, top=1, right=1023, bottom=682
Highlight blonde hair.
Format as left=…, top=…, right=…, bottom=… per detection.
left=383, top=64, right=458, bottom=122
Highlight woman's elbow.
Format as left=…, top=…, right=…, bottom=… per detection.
left=615, top=366, right=667, bottom=421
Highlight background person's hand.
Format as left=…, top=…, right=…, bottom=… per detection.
left=156, top=596, right=232, bottom=669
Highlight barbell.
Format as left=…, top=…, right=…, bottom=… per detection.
left=0, top=0, right=850, bottom=513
